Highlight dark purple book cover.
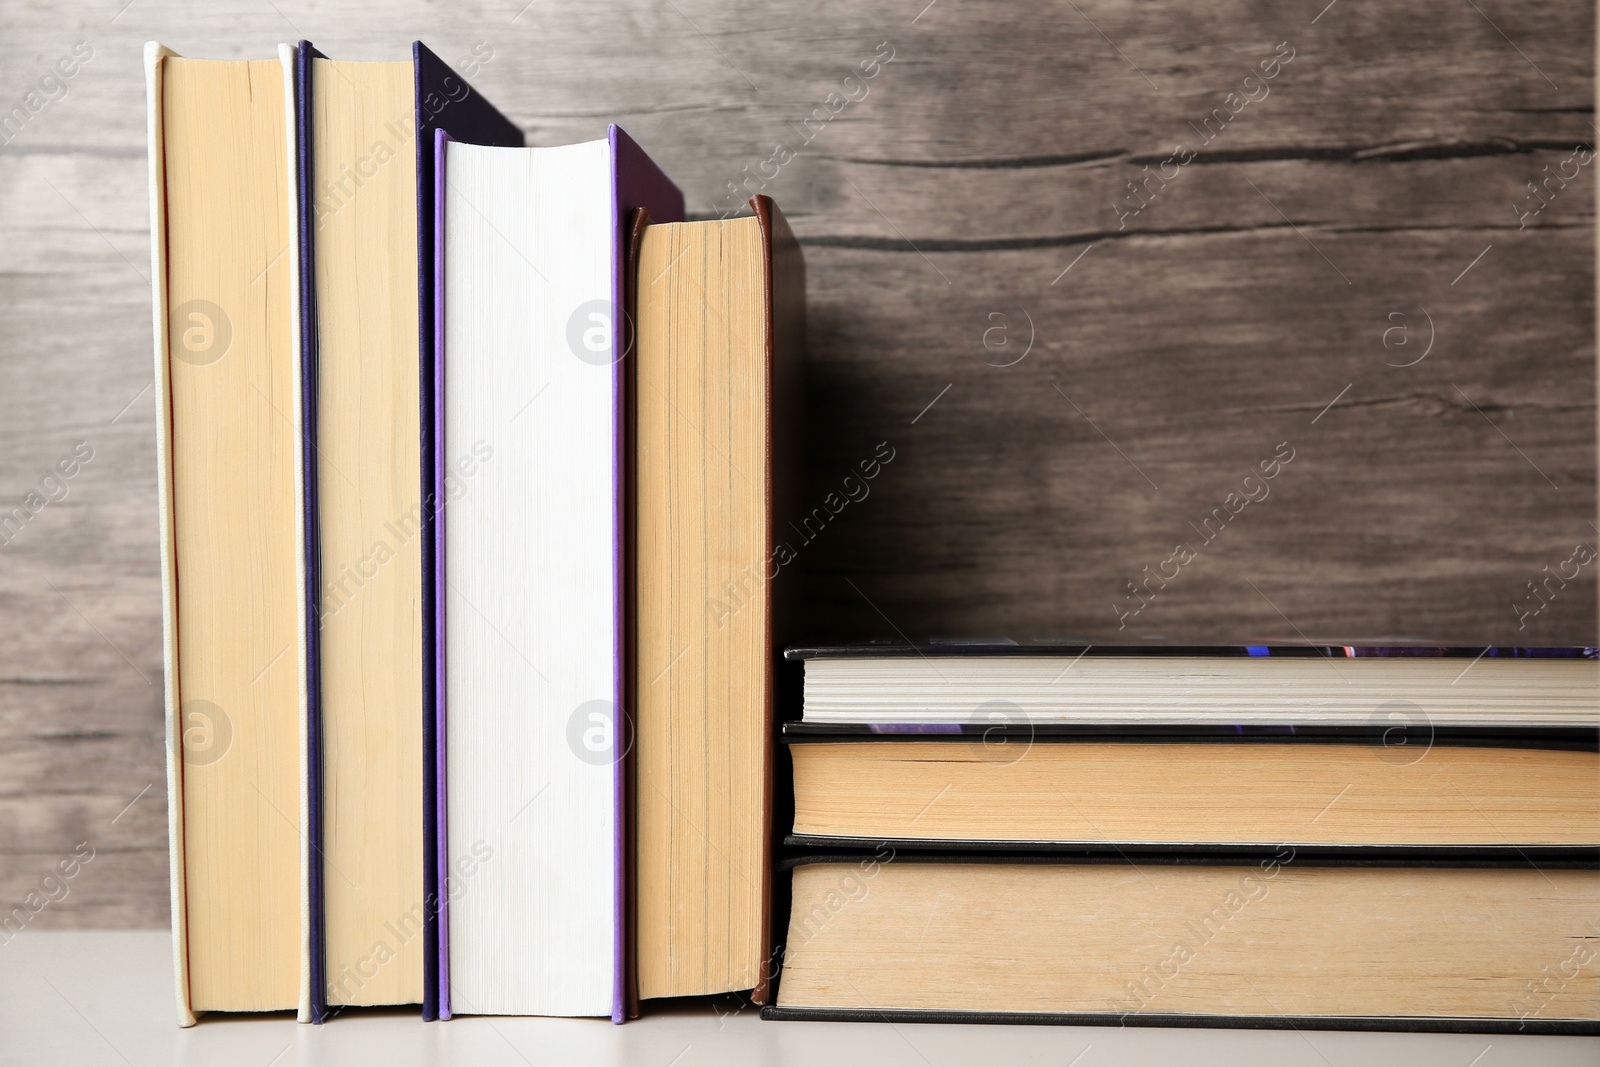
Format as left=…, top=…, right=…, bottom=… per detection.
left=414, top=43, right=522, bottom=1023
left=432, top=127, right=453, bottom=1021
left=293, top=38, right=328, bottom=1026
left=608, top=125, right=684, bottom=1022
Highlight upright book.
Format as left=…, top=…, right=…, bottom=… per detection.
left=437, top=127, right=682, bottom=1019
left=631, top=197, right=806, bottom=1008
left=294, top=40, right=520, bottom=1023
left=146, top=42, right=307, bottom=1025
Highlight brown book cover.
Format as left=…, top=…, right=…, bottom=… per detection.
left=754, top=194, right=807, bottom=1004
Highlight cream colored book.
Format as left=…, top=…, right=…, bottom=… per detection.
left=299, top=43, right=521, bottom=1021
left=633, top=198, right=805, bottom=1005
left=305, top=54, right=426, bottom=1010
left=789, top=740, right=1600, bottom=847
left=145, top=42, right=309, bottom=1025
left=774, top=859, right=1600, bottom=1030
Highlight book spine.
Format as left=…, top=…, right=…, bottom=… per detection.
left=609, top=127, right=629, bottom=1028
left=279, top=40, right=315, bottom=1027
left=751, top=195, right=806, bottom=1006
left=413, top=42, right=442, bottom=1026
left=432, top=126, right=453, bottom=1022
left=608, top=125, right=685, bottom=1023
left=412, top=41, right=523, bottom=1021
left=294, top=40, right=328, bottom=1026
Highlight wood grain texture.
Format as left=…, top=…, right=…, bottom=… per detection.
left=0, top=1, right=1592, bottom=927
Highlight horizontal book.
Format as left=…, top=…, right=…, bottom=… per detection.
left=767, top=854, right=1600, bottom=1033
left=784, top=729, right=1600, bottom=849
left=788, top=644, right=1599, bottom=728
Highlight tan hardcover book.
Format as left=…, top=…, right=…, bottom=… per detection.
left=308, top=56, right=425, bottom=1008
left=773, top=859, right=1600, bottom=1030
left=632, top=197, right=804, bottom=1003
left=147, top=45, right=305, bottom=1020
left=788, top=739, right=1600, bottom=847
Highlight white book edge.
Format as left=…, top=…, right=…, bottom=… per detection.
left=144, top=39, right=194, bottom=1030
left=443, top=138, right=618, bottom=1017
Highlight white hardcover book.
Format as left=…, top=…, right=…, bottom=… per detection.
left=441, top=139, right=619, bottom=1017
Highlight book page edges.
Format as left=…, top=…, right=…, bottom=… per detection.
left=148, top=41, right=305, bottom=1027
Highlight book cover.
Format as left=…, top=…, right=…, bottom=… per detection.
left=145, top=38, right=194, bottom=1031
left=414, top=42, right=523, bottom=1025
left=291, top=39, right=325, bottom=1027
left=610, top=127, right=684, bottom=1023
left=786, top=642, right=1600, bottom=659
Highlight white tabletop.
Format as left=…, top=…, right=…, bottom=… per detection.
left=3, top=931, right=1594, bottom=1067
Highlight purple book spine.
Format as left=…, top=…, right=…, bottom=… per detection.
left=608, top=125, right=685, bottom=1024
left=295, top=38, right=329, bottom=1026
left=418, top=41, right=522, bottom=1019
left=433, top=127, right=453, bottom=1020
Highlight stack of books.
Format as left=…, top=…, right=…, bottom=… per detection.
left=146, top=40, right=1599, bottom=1037
left=146, top=41, right=801, bottom=1025
left=764, top=643, right=1600, bottom=1032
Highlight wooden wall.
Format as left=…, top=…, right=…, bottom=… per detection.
left=0, top=1, right=1591, bottom=926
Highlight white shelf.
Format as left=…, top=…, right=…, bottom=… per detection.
left=3, top=931, right=1595, bottom=1065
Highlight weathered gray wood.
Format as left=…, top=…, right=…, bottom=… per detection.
left=0, top=0, right=1591, bottom=928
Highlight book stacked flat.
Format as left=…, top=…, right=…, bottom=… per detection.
left=764, top=644, right=1600, bottom=1032
left=146, top=42, right=802, bottom=1025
